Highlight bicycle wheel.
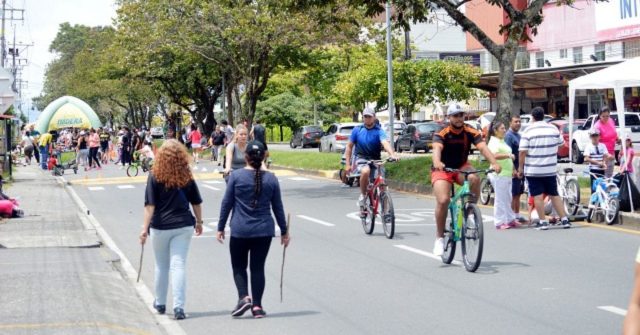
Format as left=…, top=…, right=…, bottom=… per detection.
left=126, top=165, right=139, bottom=177
left=605, top=197, right=620, bottom=225
left=380, top=191, right=395, bottom=239
left=361, top=191, right=376, bottom=235
left=480, top=178, right=492, bottom=205
left=563, top=179, right=580, bottom=215
left=461, top=203, right=484, bottom=272
left=441, top=210, right=456, bottom=264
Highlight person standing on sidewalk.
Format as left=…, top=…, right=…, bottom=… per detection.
left=139, top=139, right=203, bottom=320
left=88, top=128, right=102, bottom=170
left=517, top=107, right=570, bottom=230
left=216, top=140, right=290, bottom=319
left=488, top=121, right=518, bottom=229
left=504, top=115, right=527, bottom=222
left=38, top=130, right=53, bottom=170
left=28, top=125, right=41, bottom=165
left=594, top=106, right=618, bottom=178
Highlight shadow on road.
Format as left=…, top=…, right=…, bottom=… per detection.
left=473, top=260, right=531, bottom=275
left=187, top=310, right=233, bottom=319
left=266, top=310, right=321, bottom=318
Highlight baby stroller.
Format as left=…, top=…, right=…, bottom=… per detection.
left=339, top=151, right=361, bottom=187
left=52, top=149, right=79, bottom=176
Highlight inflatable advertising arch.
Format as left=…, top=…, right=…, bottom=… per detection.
left=35, top=96, right=102, bottom=134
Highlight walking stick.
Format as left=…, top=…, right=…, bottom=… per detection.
left=136, top=244, right=144, bottom=283
left=280, top=213, right=290, bottom=303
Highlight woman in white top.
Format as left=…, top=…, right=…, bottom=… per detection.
left=487, top=122, right=518, bottom=229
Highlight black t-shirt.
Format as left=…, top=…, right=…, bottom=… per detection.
left=212, top=131, right=225, bottom=145
left=252, top=124, right=266, bottom=144
left=144, top=173, right=203, bottom=230
left=432, top=125, right=483, bottom=169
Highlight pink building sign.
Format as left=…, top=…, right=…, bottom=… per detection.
left=596, top=0, right=640, bottom=41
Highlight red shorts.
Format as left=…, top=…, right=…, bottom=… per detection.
left=431, top=163, right=472, bottom=185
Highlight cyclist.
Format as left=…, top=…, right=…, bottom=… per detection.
left=344, top=107, right=398, bottom=209
left=431, top=104, right=501, bottom=256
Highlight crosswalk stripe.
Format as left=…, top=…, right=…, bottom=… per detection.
left=597, top=305, right=627, bottom=316
left=297, top=215, right=335, bottom=227
left=117, top=185, right=135, bottom=189
left=289, top=177, right=311, bottom=181
left=88, top=186, right=105, bottom=191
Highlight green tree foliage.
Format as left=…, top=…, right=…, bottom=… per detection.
left=257, top=92, right=313, bottom=141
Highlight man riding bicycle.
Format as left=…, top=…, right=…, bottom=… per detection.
left=345, top=107, right=399, bottom=209
left=431, top=104, right=501, bottom=256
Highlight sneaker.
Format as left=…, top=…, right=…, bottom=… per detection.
left=231, top=297, right=252, bottom=317
left=537, top=220, right=549, bottom=230
left=561, top=218, right=571, bottom=229
left=174, top=307, right=186, bottom=320
left=516, top=215, right=527, bottom=223
left=496, top=223, right=511, bottom=230
left=433, top=238, right=444, bottom=256
left=357, top=194, right=365, bottom=208
left=153, top=300, right=165, bottom=314
left=252, top=306, right=266, bottom=319
left=508, top=220, right=519, bottom=228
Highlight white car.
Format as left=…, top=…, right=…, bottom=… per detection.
left=150, top=127, right=164, bottom=139
left=570, top=112, right=640, bottom=164
left=319, top=122, right=360, bottom=153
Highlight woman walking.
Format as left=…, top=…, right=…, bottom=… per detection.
left=76, top=131, right=90, bottom=170
left=188, top=124, right=202, bottom=164
left=210, top=125, right=225, bottom=164
left=88, top=128, right=102, bottom=170
left=217, top=140, right=290, bottom=318
left=488, top=122, right=518, bottom=229
left=139, top=139, right=203, bottom=320
left=224, top=124, right=249, bottom=179
left=594, top=106, right=618, bottom=177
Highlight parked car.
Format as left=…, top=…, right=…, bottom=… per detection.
left=520, top=113, right=553, bottom=133
left=396, top=122, right=445, bottom=153
left=381, top=121, right=407, bottom=143
left=319, top=122, right=360, bottom=153
left=550, top=119, right=586, bottom=159
left=150, top=127, right=164, bottom=139
left=570, top=112, right=640, bottom=164
left=290, top=125, right=323, bottom=148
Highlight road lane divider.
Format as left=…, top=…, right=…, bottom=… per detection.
left=297, top=215, right=335, bottom=227
left=88, top=186, right=105, bottom=191
left=202, top=184, right=220, bottom=191
left=394, top=244, right=462, bottom=266
left=597, top=305, right=627, bottom=316
left=117, top=185, right=135, bottom=189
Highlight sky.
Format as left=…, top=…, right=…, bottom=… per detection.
left=15, top=0, right=117, bottom=121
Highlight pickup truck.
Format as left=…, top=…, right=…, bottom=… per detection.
left=571, top=112, right=640, bottom=164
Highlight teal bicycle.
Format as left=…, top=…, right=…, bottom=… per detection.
left=440, top=168, right=493, bottom=272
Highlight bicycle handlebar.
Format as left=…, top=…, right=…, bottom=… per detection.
left=440, top=167, right=495, bottom=175
left=365, top=157, right=399, bottom=166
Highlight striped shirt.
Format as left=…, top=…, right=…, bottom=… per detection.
left=519, top=121, right=563, bottom=177
left=584, top=143, right=608, bottom=170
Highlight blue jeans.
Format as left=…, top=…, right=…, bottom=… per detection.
left=151, top=226, right=193, bottom=310
left=39, top=146, right=48, bottom=170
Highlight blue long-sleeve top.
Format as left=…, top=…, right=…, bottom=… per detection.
left=218, top=168, right=287, bottom=237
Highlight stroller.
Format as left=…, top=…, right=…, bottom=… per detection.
left=339, top=151, right=361, bottom=187
left=52, top=149, right=79, bottom=176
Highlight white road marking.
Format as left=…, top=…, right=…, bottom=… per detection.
left=597, top=306, right=627, bottom=316
left=202, top=184, right=220, bottom=191
left=297, top=215, right=335, bottom=227
left=346, top=212, right=426, bottom=223
left=203, top=180, right=223, bottom=184
left=88, top=186, right=105, bottom=191
left=290, top=177, right=311, bottom=181
left=117, top=185, right=135, bottom=189
left=394, top=244, right=462, bottom=266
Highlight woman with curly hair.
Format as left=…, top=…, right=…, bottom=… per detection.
left=139, top=139, right=203, bottom=320
left=217, top=140, right=290, bottom=319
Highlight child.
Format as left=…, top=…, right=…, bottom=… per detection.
left=136, top=140, right=155, bottom=171
left=584, top=129, right=613, bottom=194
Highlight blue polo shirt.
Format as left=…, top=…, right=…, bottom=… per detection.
left=349, top=124, right=388, bottom=160
left=504, top=129, right=521, bottom=168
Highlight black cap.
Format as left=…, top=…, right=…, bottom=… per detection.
left=246, top=140, right=265, bottom=155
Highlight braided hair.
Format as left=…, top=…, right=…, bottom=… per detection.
left=246, top=148, right=266, bottom=208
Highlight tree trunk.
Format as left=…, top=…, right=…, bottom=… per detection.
left=496, top=44, right=518, bottom=127
left=279, top=125, right=284, bottom=142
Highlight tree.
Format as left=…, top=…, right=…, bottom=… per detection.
left=257, top=92, right=314, bottom=141
left=349, top=0, right=572, bottom=125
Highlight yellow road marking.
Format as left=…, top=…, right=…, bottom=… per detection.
left=578, top=222, right=640, bottom=235
left=0, top=322, right=151, bottom=334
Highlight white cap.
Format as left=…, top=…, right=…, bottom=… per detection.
left=447, top=103, right=465, bottom=116
left=362, top=107, right=375, bottom=117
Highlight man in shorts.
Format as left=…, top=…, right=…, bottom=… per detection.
left=431, top=104, right=501, bottom=256
left=517, top=107, right=570, bottom=230
left=344, top=107, right=398, bottom=208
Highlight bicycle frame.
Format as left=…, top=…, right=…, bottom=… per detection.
left=448, top=180, right=472, bottom=242
left=588, top=173, right=619, bottom=211
left=366, top=161, right=387, bottom=217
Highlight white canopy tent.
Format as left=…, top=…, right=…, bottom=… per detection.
left=568, top=57, right=640, bottom=211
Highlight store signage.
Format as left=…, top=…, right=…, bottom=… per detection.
left=595, top=0, right=640, bottom=41
left=525, top=89, right=547, bottom=99
left=439, top=53, right=480, bottom=67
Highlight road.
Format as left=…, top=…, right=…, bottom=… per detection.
left=63, top=161, right=635, bottom=335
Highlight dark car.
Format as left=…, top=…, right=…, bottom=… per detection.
left=396, top=122, right=445, bottom=153
left=290, top=125, right=323, bottom=148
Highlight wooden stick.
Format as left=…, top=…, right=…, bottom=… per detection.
left=280, top=213, right=290, bottom=303
left=136, top=244, right=144, bottom=283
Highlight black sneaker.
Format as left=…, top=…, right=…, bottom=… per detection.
left=252, top=306, right=267, bottom=319
left=231, top=297, right=252, bottom=317
left=153, top=300, right=166, bottom=314
left=561, top=218, right=571, bottom=229
left=174, top=307, right=186, bottom=320
left=537, top=221, right=549, bottom=230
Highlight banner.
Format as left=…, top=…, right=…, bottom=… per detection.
left=596, top=0, right=640, bottom=41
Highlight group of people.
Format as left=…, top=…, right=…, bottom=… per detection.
left=139, top=138, right=288, bottom=320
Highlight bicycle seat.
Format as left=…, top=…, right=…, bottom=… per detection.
left=563, top=168, right=573, bottom=174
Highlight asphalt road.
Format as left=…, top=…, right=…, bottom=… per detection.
left=63, top=161, right=636, bottom=335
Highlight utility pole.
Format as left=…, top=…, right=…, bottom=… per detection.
left=385, top=1, right=395, bottom=149
left=1, top=0, right=6, bottom=68
left=0, top=2, right=23, bottom=69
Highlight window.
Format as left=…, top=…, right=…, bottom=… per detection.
left=559, top=48, right=567, bottom=59
left=515, top=47, right=530, bottom=69
left=623, top=38, right=640, bottom=58
left=594, top=44, right=605, bottom=61
left=490, top=55, right=499, bottom=72
left=536, top=52, right=545, bottom=68
left=573, top=47, right=583, bottom=64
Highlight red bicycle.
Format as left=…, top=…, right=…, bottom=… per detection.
left=360, top=158, right=398, bottom=239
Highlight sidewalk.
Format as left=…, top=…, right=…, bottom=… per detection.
left=0, top=164, right=166, bottom=335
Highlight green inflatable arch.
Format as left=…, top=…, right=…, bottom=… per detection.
left=35, top=96, right=102, bottom=134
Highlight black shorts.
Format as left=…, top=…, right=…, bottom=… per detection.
left=526, top=176, right=558, bottom=197
left=511, top=177, right=525, bottom=196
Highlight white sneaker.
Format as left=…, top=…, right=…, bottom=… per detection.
left=357, top=194, right=365, bottom=208
left=433, top=238, right=445, bottom=256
